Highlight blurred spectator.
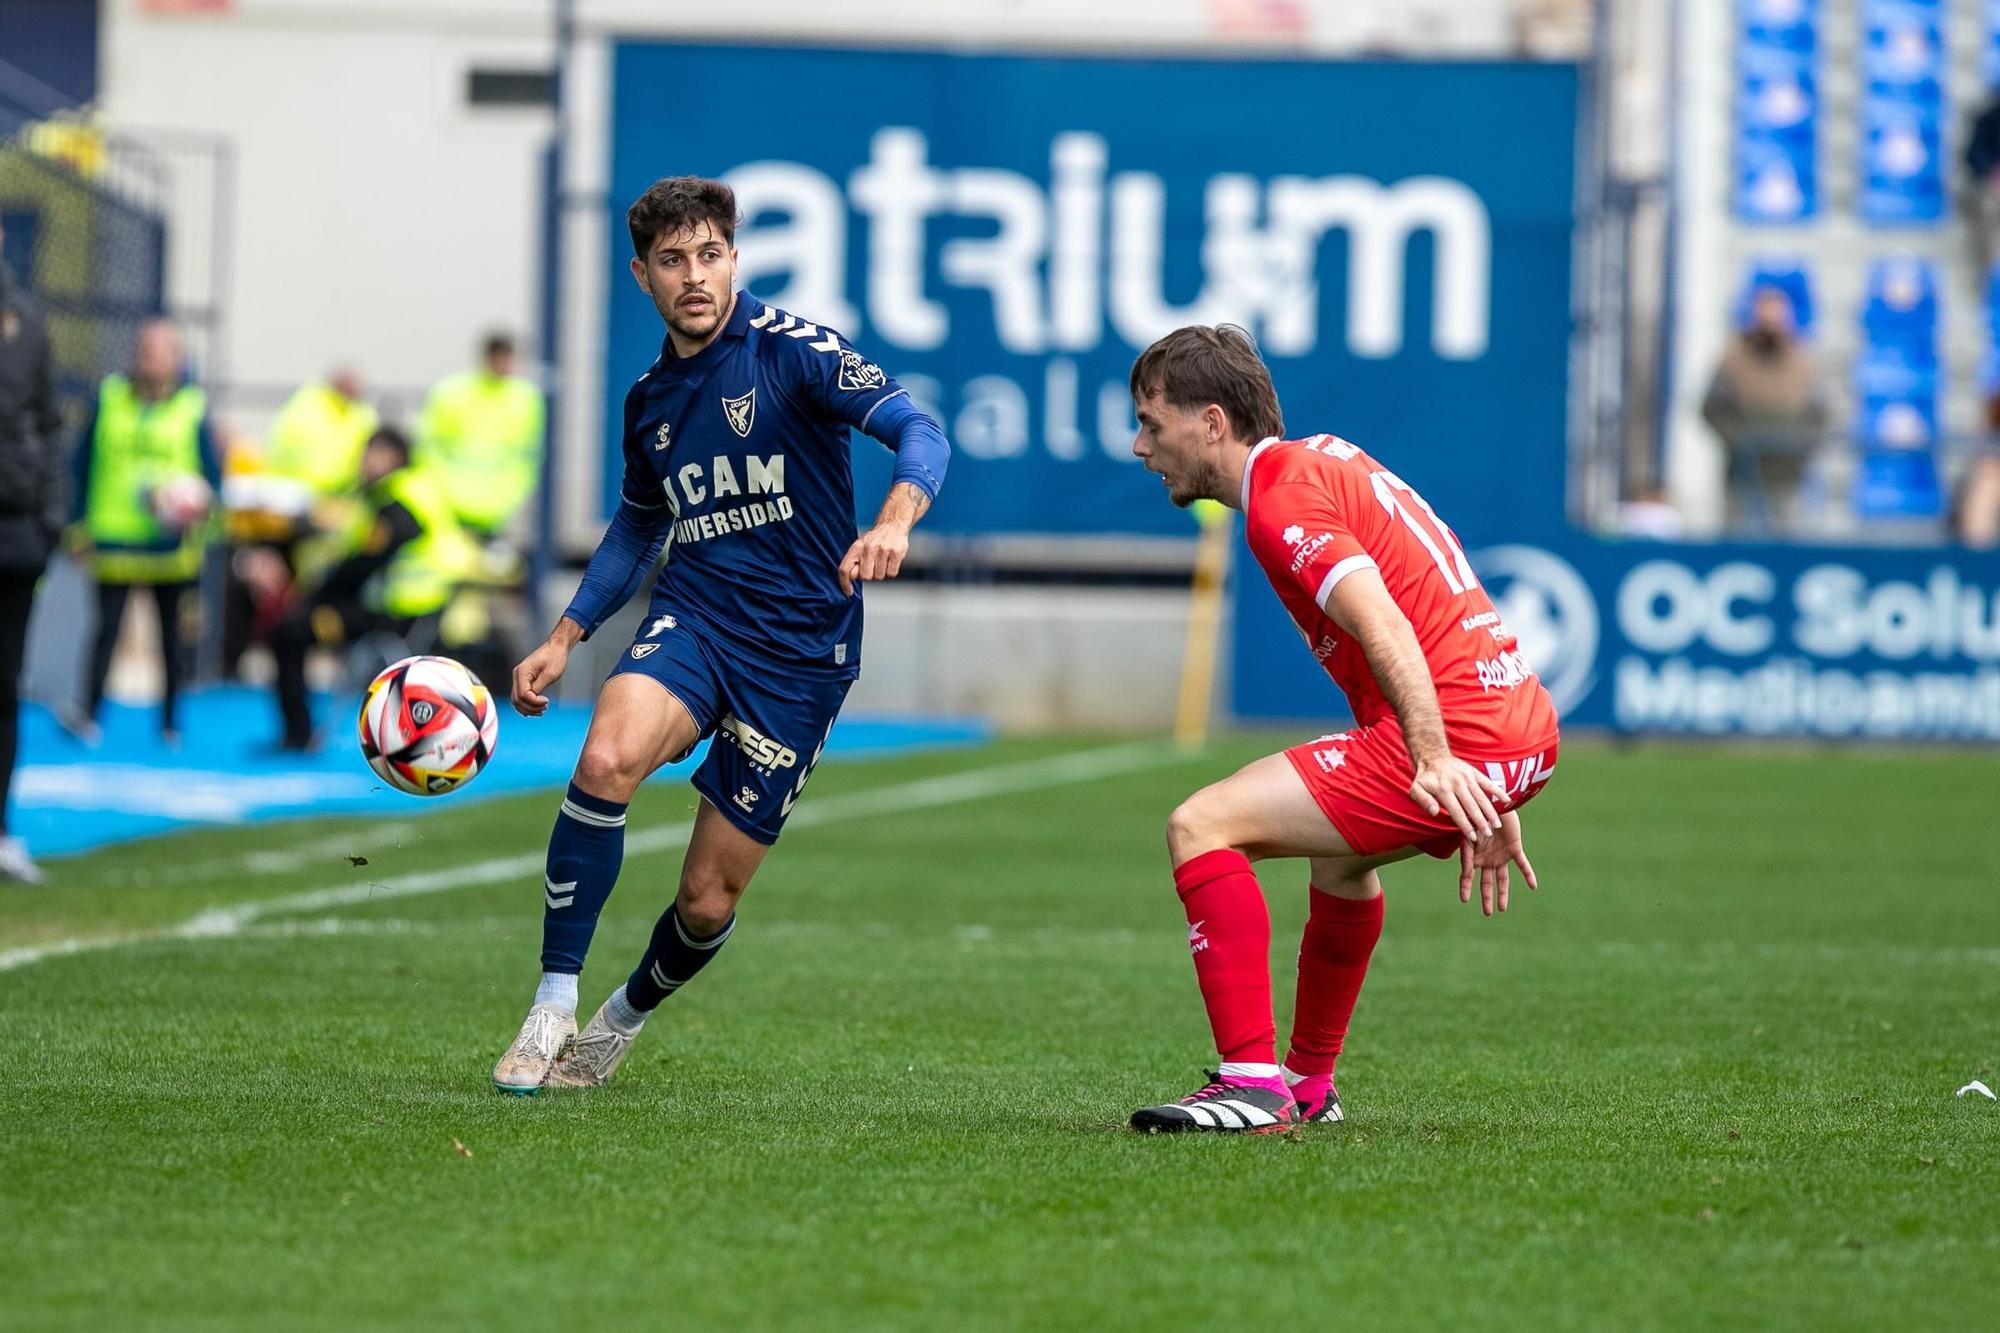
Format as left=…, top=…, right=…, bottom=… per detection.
left=1701, top=286, right=1826, bottom=535
left=0, top=221, right=63, bottom=884
left=1950, top=389, right=2000, bottom=548
left=222, top=366, right=376, bottom=676
left=1962, top=91, right=2000, bottom=285
left=415, top=332, right=545, bottom=540
left=66, top=319, right=222, bottom=748
left=267, top=426, right=478, bottom=751
left=267, top=366, right=376, bottom=502
left=1617, top=484, right=1684, bottom=541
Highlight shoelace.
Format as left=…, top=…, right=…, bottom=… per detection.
left=1178, top=1071, right=1235, bottom=1105
left=524, top=1009, right=568, bottom=1059
left=571, top=1026, right=623, bottom=1058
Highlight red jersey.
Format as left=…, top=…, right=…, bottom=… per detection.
left=1241, top=435, right=1559, bottom=756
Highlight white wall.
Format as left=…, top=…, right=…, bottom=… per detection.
left=99, top=0, right=555, bottom=421
left=559, top=578, right=1203, bottom=732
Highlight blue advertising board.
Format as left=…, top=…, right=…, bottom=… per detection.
left=1232, top=535, right=2000, bottom=742
left=604, top=43, right=1579, bottom=538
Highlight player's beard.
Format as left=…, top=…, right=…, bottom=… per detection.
left=662, top=287, right=730, bottom=343
left=1168, top=457, right=1225, bottom=508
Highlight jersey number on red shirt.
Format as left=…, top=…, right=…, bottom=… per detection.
left=1297, top=434, right=1479, bottom=597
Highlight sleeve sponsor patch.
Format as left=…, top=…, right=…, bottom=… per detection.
left=837, top=349, right=886, bottom=393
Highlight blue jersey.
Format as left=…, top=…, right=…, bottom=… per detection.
left=611, top=293, right=919, bottom=672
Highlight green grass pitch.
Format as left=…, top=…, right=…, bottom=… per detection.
left=0, top=734, right=1995, bottom=1330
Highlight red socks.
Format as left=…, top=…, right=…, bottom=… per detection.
left=1283, top=888, right=1384, bottom=1079
left=1173, top=849, right=1277, bottom=1066
left=1171, top=854, right=1386, bottom=1085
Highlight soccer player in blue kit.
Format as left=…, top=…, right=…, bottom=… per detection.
left=492, top=177, right=951, bottom=1093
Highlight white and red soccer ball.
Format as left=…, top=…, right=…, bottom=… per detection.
left=357, top=655, right=499, bottom=796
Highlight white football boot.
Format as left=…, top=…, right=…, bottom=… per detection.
left=491, top=1003, right=576, bottom=1096
left=541, top=1000, right=638, bottom=1089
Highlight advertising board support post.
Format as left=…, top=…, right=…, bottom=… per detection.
left=530, top=0, right=575, bottom=630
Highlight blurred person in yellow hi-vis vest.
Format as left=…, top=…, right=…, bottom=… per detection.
left=416, top=332, right=545, bottom=539
left=265, top=425, right=478, bottom=751
left=65, top=318, right=222, bottom=748
left=221, top=366, right=377, bottom=677
left=268, top=366, right=376, bottom=502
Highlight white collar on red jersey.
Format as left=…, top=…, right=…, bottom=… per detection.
left=1240, top=436, right=1281, bottom=511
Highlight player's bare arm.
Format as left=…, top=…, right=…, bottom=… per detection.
left=839, top=480, right=932, bottom=596
left=1322, top=567, right=1505, bottom=843
left=511, top=614, right=585, bottom=717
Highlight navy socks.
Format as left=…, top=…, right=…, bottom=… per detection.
left=539, top=783, right=628, bottom=974
left=625, top=904, right=735, bottom=1011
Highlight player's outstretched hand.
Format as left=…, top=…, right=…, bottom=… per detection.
left=511, top=638, right=571, bottom=717
left=1409, top=755, right=1506, bottom=844
left=837, top=522, right=910, bottom=597
left=1457, top=810, right=1538, bottom=917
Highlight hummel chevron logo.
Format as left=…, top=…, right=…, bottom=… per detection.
left=747, top=305, right=841, bottom=351
left=545, top=877, right=577, bottom=910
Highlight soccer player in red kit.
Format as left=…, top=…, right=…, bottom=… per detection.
left=1125, top=326, right=1559, bottom=1133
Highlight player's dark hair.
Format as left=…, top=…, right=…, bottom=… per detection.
left=1129, top=324, right=1284, bottom=443
left=366, top=425, right=412, bottom=466
left=481, top=331, right=515, bottom=360
left=627, top=176, right=740, bottom=258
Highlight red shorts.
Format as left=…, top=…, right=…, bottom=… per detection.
left=1284, top=718, right=1559, bottom=860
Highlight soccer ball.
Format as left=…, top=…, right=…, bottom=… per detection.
left=357, top=655, right=499, bottom=796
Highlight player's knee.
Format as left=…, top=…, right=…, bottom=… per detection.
left=573, top=738, right=646, bottom=804
left=676, top=870, right=740, bottom=935
left=1165, top=791, right=1231, bottom=862
left=1310, top=868, right=1380, bottom=900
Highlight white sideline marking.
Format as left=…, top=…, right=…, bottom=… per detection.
left=0, top=742, right=1180, bottom=974
left=237, top=918, right=436, bottom=940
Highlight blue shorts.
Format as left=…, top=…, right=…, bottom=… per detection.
left=607, top=611, right=853, bottom=844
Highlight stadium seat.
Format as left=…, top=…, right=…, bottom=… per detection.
left=1737, top=61, right=1817, bottom=143
left=1735, top=140, right=1817, bottom=222
left=1861, top=99, right=1944, bottom=224
left=1739, top=0, right=1819, bottom=53
left=1853, top=250, right=1944, bottom=518
left=1854, top=447, right=1944, bottom=518
left=1986, top=0, right=2000, bottom=85
left=1862, top=256, right=1939, bottom=351
left=1734, top=2, right=1820, bottom=223
left=1854, top=2, right=1944, bottom=225
left=1861, top=9, right=1943, bottom=89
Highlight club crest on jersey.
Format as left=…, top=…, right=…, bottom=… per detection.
left=630, top=643, right=660, bottom=660
left=721, top=388, right=756, bottom=438
left=654, top=421, right=672, bottom=451
left=836, top=349, right=885, bottom=392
